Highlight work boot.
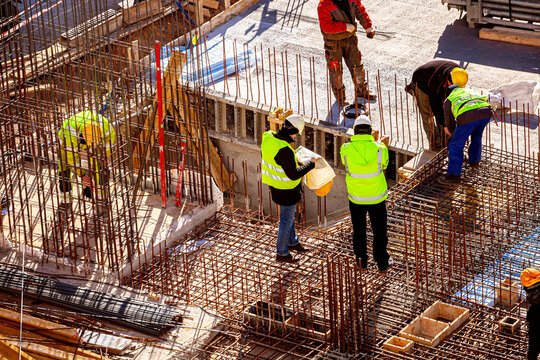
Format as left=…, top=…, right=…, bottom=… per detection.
left=469, top=161, right=481, bottom=169
left=438, top=174, right=461, bottom=186
left=356, top=89, right=377, bottom=101
left=275, top=254, right=299, bottom=264
left=288, top=243, right=310, bottom=253
left=378, top=257, right=394, bottom=275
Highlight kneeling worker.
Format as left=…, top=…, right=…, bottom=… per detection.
left=57, top=110, right=115, bottom=216
left=521, top=268, right=540, bottom=360
left=340, top=115, right=392, bottom=273
left=261, top=115, right=316, bottom=263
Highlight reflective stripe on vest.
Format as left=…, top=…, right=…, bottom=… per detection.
left=344, top=148, right=382, bottom=178
left=349, top=190, right=388, bottom=203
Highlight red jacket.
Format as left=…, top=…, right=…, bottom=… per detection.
left=318, top=0, right=372, bottom=41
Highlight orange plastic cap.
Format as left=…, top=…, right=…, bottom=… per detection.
left=314, top=179, right=333, bottom=197
left=521, top=268, right=540, bottom=288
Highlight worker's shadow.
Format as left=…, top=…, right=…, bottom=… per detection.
left=435, top=18, right=540, bottom=74
left=494, top=109, right=539, bottom=130
left=325, top=100, right=374, bottom=128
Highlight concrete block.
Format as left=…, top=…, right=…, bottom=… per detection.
left=399, top=316, right=449, bottom=347
left=383, top=335, right=414, bottom=354
left=421, top=301, right=469, bottom=333
left=498, top=316, right=521, bottom=335
left=496, top=279, right=520, bottom=307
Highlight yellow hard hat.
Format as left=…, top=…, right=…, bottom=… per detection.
left=450, top=68, right=468, bottom=88
left=521, top=268, right=540, bottom=289
left=81, top=122, right=103, bottom=147
left=314, top=179, right=333, bottom=197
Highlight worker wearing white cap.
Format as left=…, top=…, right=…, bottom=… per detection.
left=340, top=115, right=392, bottom=274
left=261, top=115, right=317, bottom=264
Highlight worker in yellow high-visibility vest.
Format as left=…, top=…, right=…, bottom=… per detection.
left=340, top=115, right=392, bottom=274
left=261, top=115, right=316, bottom=264
left=521, top=268, right=540, bottom=360
left=57, top=110, right=115, bottom=214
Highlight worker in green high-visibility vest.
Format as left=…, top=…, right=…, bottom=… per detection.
left=57, top=110, right=115, bottom=215
left=261, top=115, right=317, bottom=264
left=438, top=85, right=492, bottom=186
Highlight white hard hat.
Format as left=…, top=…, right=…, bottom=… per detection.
left=353, top=115, right=371, bottom=128
left=285, top=114, right=305, bottom=135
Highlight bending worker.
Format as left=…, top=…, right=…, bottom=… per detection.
left=317, top=0, right=377, bottom=108
left=261, top=115, right=316, bottom=264
left=406, top=60, right=468, bottom=151
left=521, top=268, right=540, bottom=360
left=438, top=85, right=491, bottom=186
left=340, top=115, right=392, bottom=274
left=57, top=110, right=115, bottom=216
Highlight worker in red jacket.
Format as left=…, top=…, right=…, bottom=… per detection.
left=317, top=0, right=376, bottom=108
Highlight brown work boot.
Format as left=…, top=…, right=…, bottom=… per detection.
left=438, top=174, right=461, bottom=186
left=469, top=161, right=481, bottom=169
left=288, top=243, right=310, bottom=253
left=356, top=88, right=377, bottom=101
left=276, top=254, right=299, bottom=263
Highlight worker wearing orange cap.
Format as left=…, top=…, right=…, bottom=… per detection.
left=340, top=115, right=392, bottom=274
left=521, top=267, right=540, bottom=359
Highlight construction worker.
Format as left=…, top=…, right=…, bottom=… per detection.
left=340, top=115, right=392, bottom=273
left=406, top=61, right=468, bottom=151
left=438, top=85, right=492, bottom=186
left=521, top=268, right=540, bottom=360
left=57, top=110, right=115, bottom=214
left=261, top=115, right=316, bottom=263
left=317, top=0, right=377, bottom=108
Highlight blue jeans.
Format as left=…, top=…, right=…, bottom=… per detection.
left=447, top=117, right=490, bottom=176
left=276, top=204, right=300, bottom=256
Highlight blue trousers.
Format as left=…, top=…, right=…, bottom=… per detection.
left=447, top=118, right=490, bottom=176
left=276, top=204, right=300, bottom=256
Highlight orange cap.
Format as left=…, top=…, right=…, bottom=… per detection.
left=521, top=268, right=540, bottom=288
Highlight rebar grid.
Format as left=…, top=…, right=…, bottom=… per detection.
left=126, top=146, right=538, bottom=358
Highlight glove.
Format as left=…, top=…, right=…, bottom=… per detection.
left=366, top=27, right=375, bottom=39
left=346, top=23, right=356, bottom=33
left=82, top=175, right=92, bottom=187
left=314, top=158, right=326, bottom=169
left=371, top=130, right=380, bottom=141
left=380, top=135, right=390, bottom=147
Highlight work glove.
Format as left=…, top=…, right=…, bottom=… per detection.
left=345, top=23, right=356, bottom=33
left=314, top=158, right=326, bottom=169
left=366, top=27, right=375, bottom=39
left=82, top=175, right=92, bottom=187
left=380, top=135, right=390, bottom=147
left=371, top=130, right=380, bottom=141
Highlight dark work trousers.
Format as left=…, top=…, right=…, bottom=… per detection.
left=324, top=35, right=366, bottom=103
left=349, top=200, right=390, bottom=269
left=528, top=304, right=540, bottom=360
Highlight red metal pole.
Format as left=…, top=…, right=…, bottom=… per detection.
left=156, top=41, right=166, bottom=207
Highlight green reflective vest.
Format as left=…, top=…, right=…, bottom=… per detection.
left=447, top=87, right=491, bottom=119
left=261, top=131, right=301, bottom=190
left=58, top=111, right=115, bottom=175
left=340, top=134, right=388, bottom=205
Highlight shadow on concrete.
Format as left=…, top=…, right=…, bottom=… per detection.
left=435, top=18, right=540, bottom=75
left=495, top=111, right=539, bottom=129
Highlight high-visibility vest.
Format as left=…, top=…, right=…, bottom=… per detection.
left=447, top=87, right=491, bottom=119
left=260, top=131, right=301, bottom=190
left=340, top=134, right=388, bottom=205
left=58, top=110, right=115, bottom=169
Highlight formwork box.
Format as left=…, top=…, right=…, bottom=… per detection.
left=495, top=279, right=520, bottom=307
left=243, top=301, right=293, bottom=331
left=421, top=301, right=469, bottom=333
left=383, top=335, right=414, bottom=354
left=399, top=317, right=450, bottom=347
left=498, top=316, right=521, bottom=335
left=286, top=312, right=331, bottom=341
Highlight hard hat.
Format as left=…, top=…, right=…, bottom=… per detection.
left=521, top=268, right=540, bottom=289
left=285, top=115, right=305, bottom=135
left=353, top=115, right=371, bottom=128
left=314, top=179, right=333, bottom=197
left=451, top=68, right=468, bottom=88
left=81, top=122, right=103, bottom=147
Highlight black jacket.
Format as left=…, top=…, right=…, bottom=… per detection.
left=269, top=131, right=315, bottom=206
left=527, top=286, right=540, bottom=324
left=406, top=60, right=461, bottom=126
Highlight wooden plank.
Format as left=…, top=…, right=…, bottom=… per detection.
left=479, top=26, right=540, bottom=47
left=186, top=4, right=211, bottom=18
left=6, top=341, right=98, bottom=360
left=203, top=0, right=219, bottom=9
left=121, top=0, right=162, bottom=26
left=0, top=339, right=37, bottom=360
